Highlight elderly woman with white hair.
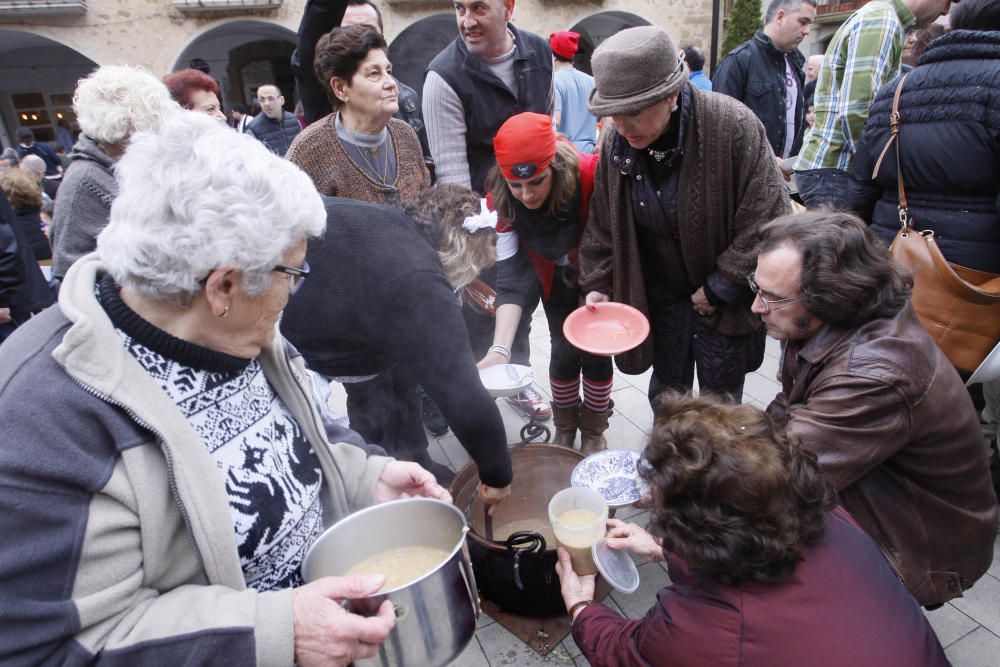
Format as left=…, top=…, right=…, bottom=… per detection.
left=50, top=65, right=178, bottom=279
left=0, top=111, right=449, bottom=665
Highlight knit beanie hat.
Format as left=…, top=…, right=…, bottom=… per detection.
left=493, top=112, right=557, bottom=180
left=588, top=26, right=687, bottom=117
left=549, top=31, right=581, bottom=60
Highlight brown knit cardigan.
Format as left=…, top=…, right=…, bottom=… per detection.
left=286, top=115, right=430, bottom=204
left=579, top=84, right=791, bottom=374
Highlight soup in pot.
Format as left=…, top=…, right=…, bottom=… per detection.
left=345, top=545, right=451, bottom=591
left=492, top=518, right=557, bottom=546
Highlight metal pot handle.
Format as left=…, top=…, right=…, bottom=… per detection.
left=458, top=540, right=481, bottom=617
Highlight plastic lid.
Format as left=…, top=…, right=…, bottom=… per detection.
left=592, top=538, right=640, bottom=594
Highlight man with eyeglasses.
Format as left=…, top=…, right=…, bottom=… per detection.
left=246, top=84, right=302, bottom=157
left=753, top=210, right=998, bottom=609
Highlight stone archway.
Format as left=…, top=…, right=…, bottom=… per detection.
left=171, top=20, right=298, bottom=109
left=387, top=13, right=458, bottom=97
left=0, top=29, right=98, bottom=146
left=569, top=11, right=652, bottom=76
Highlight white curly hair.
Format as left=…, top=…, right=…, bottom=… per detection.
left=73, top=65, right=179, bottom=145
left=98, top=110, right=326, bottom=304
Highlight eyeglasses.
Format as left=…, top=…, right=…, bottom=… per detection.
left=747, top=273, right=801, bottom=313
left=274, top=260, right=310, bottom=294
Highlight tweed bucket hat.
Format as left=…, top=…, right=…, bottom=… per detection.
left=588, top=26, right=687, bottom=117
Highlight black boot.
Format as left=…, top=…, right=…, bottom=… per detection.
left=420, top=387, right=449, bottom=436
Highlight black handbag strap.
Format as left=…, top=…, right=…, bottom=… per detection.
left=872, top=72, right=912, bottom=230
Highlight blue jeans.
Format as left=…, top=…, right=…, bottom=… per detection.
left=795, top=168, right=852, bottom=210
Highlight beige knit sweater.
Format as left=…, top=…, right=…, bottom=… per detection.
left=287, top=115, right=430, bottom=205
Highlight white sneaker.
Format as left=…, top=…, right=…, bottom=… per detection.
left=505, top=385, right=552, bottom=421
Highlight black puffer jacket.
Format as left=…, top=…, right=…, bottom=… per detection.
left=849, top=30, right=1000, bottom=273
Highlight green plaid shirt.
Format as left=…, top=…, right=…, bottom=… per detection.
left=795, top=0, right=916, bottom=172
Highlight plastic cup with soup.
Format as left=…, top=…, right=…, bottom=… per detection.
left=548, top=487, right=608, bottom=575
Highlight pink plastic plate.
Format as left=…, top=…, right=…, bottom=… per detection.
left=563, top=302, right=650, bottom=356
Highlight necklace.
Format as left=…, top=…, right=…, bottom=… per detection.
left=356, top=145, right=389, bottom=185
left=648, top=148, right=671, bottom=162
left=335, top=113, right=396, bottom=187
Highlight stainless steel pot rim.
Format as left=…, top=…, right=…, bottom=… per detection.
left=304, top=497, right=469, bottom=596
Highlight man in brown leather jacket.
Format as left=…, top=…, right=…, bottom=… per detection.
left=753, top=210, right=998, bottom=607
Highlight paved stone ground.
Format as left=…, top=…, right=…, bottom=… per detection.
left=327, top=307, right=1000, bottom=665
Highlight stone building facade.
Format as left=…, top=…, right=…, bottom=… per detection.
left=0, top=0, right=718, bottom=145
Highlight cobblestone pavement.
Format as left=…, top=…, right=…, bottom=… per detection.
left=327, top=307, right=1000, bottom=666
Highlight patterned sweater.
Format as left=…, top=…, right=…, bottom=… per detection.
left=99, top=276, right=323, bottom=591
left=287, top=115, right=429, bottom=205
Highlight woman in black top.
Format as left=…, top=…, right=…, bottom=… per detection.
left=482, top=113, right=614, bottom=454
left=280, top=185, right=513, bottom=504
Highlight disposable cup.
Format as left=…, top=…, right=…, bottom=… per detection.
left=548, top=487, right=608, bottom=575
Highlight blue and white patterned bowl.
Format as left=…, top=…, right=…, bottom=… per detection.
left=571, top=449, right=646, bottom=508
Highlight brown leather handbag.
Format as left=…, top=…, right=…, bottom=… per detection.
left=874, top=74, right=1000, bottom=374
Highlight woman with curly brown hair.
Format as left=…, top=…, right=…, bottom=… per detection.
left=556, top=393, right=948, bottom=667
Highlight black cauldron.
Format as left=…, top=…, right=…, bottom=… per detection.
left=451, top=441, right=585, bottom=616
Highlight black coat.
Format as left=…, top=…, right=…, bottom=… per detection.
left=0, top=200, right=24, bottom=310
left=713, top=31, right=806, bottom=158
left=849, top=30, right=1000, bottom=273
left=0, top=193, right=53, bottom=325
left=279, top=197, right=512, bottom=487
left=13, top=206, right=51, bottom=262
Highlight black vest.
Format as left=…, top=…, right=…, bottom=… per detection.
left=427, top=24, right=552, bottom=194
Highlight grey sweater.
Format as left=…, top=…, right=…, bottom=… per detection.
left=0, top=253, right=391, bottom=664
left=50, top=134, right=117, bottom=279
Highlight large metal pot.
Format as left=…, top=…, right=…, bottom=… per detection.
left=451, top=444, right=585, bottom=616
left=302, top=498, right=478, bottom=667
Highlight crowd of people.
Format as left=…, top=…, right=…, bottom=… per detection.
left=0, top=0, right=998, bottom=664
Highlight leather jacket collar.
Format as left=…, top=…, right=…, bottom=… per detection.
left=797, top=321, right=854, bottom=366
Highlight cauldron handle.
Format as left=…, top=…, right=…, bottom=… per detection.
left=517, top=415, right=551, bottom=446
left=505, top=531, right=548, bottom=591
